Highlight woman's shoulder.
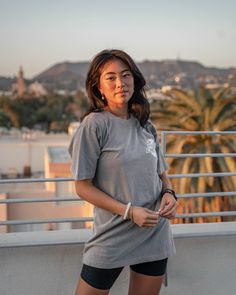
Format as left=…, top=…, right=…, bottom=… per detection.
left=81, top=110, right=108, bottom=128
left=78, top=111, right=109, bottom=143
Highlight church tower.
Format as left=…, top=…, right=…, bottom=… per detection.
left=17, top=66, right=26, bottom=97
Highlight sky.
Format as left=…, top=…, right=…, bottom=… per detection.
left=0, top=0, right=236, bottom=78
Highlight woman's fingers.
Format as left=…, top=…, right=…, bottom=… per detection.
left=160, top=203, right=176, bottom=215
left=142, top=210, right=161, bottom=227
left=159, top=193, right=177, bottom=217
left=160, top=202, right=177, bottom=219
left=132, top=203, right=178, bottom=226
left=133, top=206, right=160, bottom=227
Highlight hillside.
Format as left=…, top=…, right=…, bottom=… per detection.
left=1, top=59, right=236, bottom=91
left=34, top=59, right=236, bottom=90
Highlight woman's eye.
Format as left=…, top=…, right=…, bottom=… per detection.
left=106, top=76, right=115, bottom=81
left=123, top=72, right=131, bottom=77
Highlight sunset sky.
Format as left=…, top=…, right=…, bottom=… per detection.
left=1, top=0, right=236, bottom=78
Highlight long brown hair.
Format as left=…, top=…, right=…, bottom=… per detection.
left=84, top=49, right=150, bottom=126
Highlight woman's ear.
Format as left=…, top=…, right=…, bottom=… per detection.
left=98, top=84, right=102, bottom=96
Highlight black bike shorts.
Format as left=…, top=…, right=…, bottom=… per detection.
left=81, top=258, right=168, bottom=290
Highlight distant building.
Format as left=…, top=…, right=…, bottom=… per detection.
left=0, top=131, right=93, bottom=233
left=161, top=85, right=175, bottom=93
left=205, top=83, right=229, bottom=89
left=28, top=81, right=48, bottom=97
left=11, top=66, right=26, bottom=97
left=146, top=88, right=171, bottom=102
left=17, top=66, right=26, bottom=97
left=12, top=66, right=48, bottom=98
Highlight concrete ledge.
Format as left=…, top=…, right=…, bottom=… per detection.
left=1, top=222, right=236, bottom=248
left=1, top=227, right=236, bottom=295
left=172, top=221, right=236, bottom=238
left=0, top=228, right=92, bottom=248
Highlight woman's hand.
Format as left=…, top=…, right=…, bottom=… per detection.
left=159, top=193, right=178, bottom=219
left=131, top=206, right=160, bottom=228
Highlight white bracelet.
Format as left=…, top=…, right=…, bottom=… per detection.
left=123, top=202, right=132, bottom=220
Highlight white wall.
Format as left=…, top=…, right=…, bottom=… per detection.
left=0, top=224, right=236, bottom=295
left=0, top=134, right=70, bottom=174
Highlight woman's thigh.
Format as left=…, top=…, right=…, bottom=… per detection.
left=74, top=264, right=123, bottom=295
left=128, top=270, right=164, bottom=295
left=128, top=258, right=168, bottom=295
left=75, top=278, right=110, bottom=295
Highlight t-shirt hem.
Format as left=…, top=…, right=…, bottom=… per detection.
left=82, top=251, right=175, bottom=269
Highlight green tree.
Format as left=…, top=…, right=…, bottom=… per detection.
left=0, top=110, right=12, bottom=128
left=150, top=86, right=236, bottom=223
left=0, top=92, right=88, bottom=133
left=36, top=95, right=73, bottom=132
left=10, top=97, right=45, bottom=128
left=0, top=96, right=20, bottom=128
left=67, top=90, right=89, bottom=119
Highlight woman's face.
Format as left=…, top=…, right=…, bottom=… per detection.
left=98, top=58, right=134, bottom=109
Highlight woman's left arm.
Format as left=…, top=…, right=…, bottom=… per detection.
left=158, top=171, right=178, bottom=219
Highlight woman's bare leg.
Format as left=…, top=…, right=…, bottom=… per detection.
left=74, top=278, right=110, bottom=295
left=128, top=269, right=164, bottom=295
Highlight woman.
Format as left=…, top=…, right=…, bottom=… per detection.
left=69, top=49, right=177, bottom=295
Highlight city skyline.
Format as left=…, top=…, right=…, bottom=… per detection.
left=1, top=0, right=236, bottom=78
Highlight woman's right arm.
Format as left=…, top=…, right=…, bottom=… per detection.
left=75, top=179, right=159, bottom=228
left=75, top=179, right=127, bottom=216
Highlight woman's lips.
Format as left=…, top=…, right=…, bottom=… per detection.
left=116, top=91, right=127, bottom=95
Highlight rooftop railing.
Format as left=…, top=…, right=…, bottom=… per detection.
left=0, top=131, right=235, bottom=232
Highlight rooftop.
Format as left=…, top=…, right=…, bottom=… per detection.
left=0, top=130, right=235, bottom=294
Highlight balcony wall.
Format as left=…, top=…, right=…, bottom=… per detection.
left=1, top=130, right=235, bottom=294
left=1, top=223, right=236, bottom=295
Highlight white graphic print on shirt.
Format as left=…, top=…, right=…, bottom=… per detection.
left=146, top=138, right=157, bottom=158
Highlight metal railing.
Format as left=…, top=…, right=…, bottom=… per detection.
left=0, top=131, right=235, bottom=229
left=160, top=131, right=236, bottom=221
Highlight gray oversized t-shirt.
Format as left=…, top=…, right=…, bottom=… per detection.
left=68, top=111, right=175, bottom=268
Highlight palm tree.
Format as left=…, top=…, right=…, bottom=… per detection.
left=0, top=97, right=20, bottom=128
left=150, top=86, right=236, bottom=223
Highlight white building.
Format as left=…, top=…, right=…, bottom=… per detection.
left=0, top=131, right=70, bottom=176
left=0, top=130, right=93, bottom=233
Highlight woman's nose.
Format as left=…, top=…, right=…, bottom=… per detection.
left=116, top=76, right=125, bottom=88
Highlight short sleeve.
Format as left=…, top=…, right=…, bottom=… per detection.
left=68, top=116, right=102, bottom=180
left=156, top=142, right=168, bottom=174
left=144, top=121, right=168, bottom=174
